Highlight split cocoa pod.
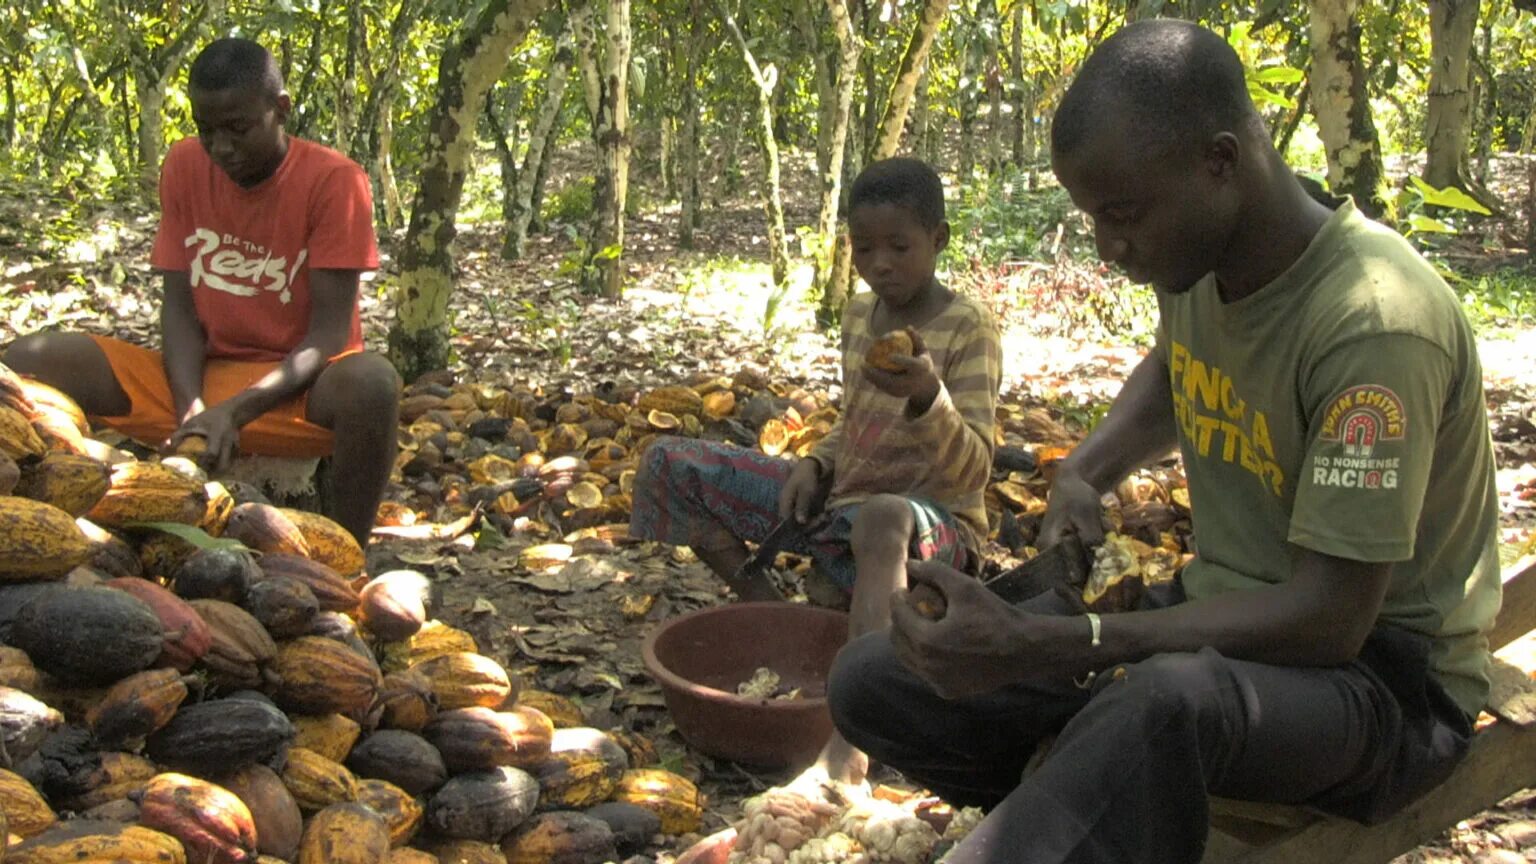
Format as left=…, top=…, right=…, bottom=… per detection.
left=864, top=327, right=918, bottom=372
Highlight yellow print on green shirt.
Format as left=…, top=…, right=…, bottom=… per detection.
left=1168, top=341, right=1286, bottom=497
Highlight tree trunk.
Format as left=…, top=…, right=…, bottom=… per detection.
left=570, top=0, right=603, bottom=123
left=506, top=31, right=572, bottom=260
left=1471, top=17, right=1494, bottom=185
left=1424, top=0, right=1480, bottom=191
left=336, top=2, right=362, bottom=151
left=376, top=89, right=404, bottom=230
left=678, top=0, right=704, bottom=246
left=717, top=0, right=790, bottom=290
left=813, top=0, right=862, bottom=324
left=1009, top=1, right=1026, bottom=167
left=870, top=0, right=951, bottom=160
left=488, top=87, right=522, bottom=244
left=288, top=0, right=332, bottom=139
left=958, top=22, right=979, bottom=180
left=583, top=0, right=631, bottom=298
left=388, top=0, right=548, bottom=381
left=911, top=77, right=931, bottom=164
left=129, top=0, right=225, bottom=198
left=1308, top=0, right=1387, bottom=217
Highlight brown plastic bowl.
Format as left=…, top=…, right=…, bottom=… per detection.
left=642, top=602, right=849, bottom=769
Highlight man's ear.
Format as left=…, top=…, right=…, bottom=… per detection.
left=1205, top=132, right=1240, bottom=180
left=933, top=221, right=951, bottom=253
left=274, top=91, right=293, bottom=125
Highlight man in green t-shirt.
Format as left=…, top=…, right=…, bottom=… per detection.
left=824, top=19, right=1501, bottom=864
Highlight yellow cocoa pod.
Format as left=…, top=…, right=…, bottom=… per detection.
left=0, top=405, right=45, bottom=462
left=501, top=811, right=616, bottom=864
left=356, top=778, right=423, bottom=848
left=409, top=652, right=513, bottom=711
left=291, top=713, right=363, bottom=764
left=634, top=386, right=703, bottom=419
left=278, top=508, right=365, bottom=577
left=0, top=496, right=92, bottom=580
left=513, top=691, right=584, bottom=729
left=8, top=821, right=186, bottom=863
left=86, top=462, right=208, bottom=528
left=61, top=752, right=159, bottom=812
left=12, top=454, right=111, bottom=517
left=388, top=850, right=440, bottom=863
left=611, top=769, right=705, bottom=835
left=281, top=747, right=361, bottom=812
left=379, top=622, right=479, bottom=674
left=298, top=802, right=390, bottom=864
left=426, top=840, right=506, bottom=864
left=0, top=767, right=56, bottom=837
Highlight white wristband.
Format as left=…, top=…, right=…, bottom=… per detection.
left=1086, top=612, right=1102, bottom=648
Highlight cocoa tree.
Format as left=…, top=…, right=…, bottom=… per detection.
left=1309, top=0, right=1388, bottom=216
left=388, top=0, right=550, bottom=381
left=580, top=0, right=632, bottom=298
left=1425, top=0, right=1497, bottom=206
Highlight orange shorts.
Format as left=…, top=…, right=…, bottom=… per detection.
left=89, top=335, right=336, bottom=458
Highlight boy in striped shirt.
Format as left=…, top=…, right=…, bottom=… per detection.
left=630, top=156, right=1002, bottom=782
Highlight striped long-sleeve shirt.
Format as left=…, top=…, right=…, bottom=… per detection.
left=808, top=289, right=1003, bottom=549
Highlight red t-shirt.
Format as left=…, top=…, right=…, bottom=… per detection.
left=150, top=136, right=379, bottom=362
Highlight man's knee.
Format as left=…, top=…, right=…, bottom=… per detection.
left=849, top=494, right=914, bottom=557
left=1101, top=649, right=1232, bottom=722
left=320, top=353, right=401, bottom=417
left=5, top=331, right=72, bottom=375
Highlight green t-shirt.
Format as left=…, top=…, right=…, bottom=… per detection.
left=1155, top=200, right=1502, bottom=717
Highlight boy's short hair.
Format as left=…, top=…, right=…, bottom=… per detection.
left=189, top=38, right=285, bottom=100
left=848, top=157, right=946, bottom=230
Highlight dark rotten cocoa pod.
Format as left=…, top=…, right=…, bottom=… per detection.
left=427, top=766, right=540, bottom=842
left=584, top=802, right=661, bottom=855
left=147, top=697, right=294, bottom=776
left=346, top=730, right=448, bottom=796
left=105, top=576, right=212, bottom=671
left=502, top=811, right=617, bottom=864
left=242, top=575, right=320, bottom=639
left=173, top=547, right=261, bottom=604
left=9, top=586, right=162, bottom=685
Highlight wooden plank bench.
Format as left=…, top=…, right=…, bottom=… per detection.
left=1201, top=555, right=1536, bottom=864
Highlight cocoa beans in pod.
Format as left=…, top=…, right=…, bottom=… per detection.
left=410, top=652, right=512, bottom=711
left=501, top=811, right=617, bottom=864
left=173, top=548, right=261, bottom=604
left=9, top=585, right=162, bottom=685
left=259, top=553, right=359, bottom=613
left=265, top=636, right=381, bottom=717
left=346, top=730, right=448, bottom=796
left=425, top=707, right=553, bottom=774
left=84, top=667, right=190, bottom=749
left=298, top=801, right=390, bottom=864
left=427, top=767, right=540, bottom=842
left=105, top=577, right=212, bottom=672
left=136, top=771, right=260, bottom=864
left=358, top=570, right=433, bottom=642
left=224, top=503, right=310, bottom=558
left=147, top=697, right=293, bottom=776
left=219, top=764, right=302, bottom=862
left=280, top=746, right=361, bottom=812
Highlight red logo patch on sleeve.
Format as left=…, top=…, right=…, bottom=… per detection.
left=1318, top=385, right=1406, bottom=459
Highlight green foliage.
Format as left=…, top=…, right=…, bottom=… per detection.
left=545, top=176, right=596, bottom=223
left=1454, top=266, right=1536, bottom=329
left=1398, top=176, right=1493, bottom=238
left=947, top=166, right=1090, bottom=264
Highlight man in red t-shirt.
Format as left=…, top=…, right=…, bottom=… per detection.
left=4, top=38, right=399, bottom=545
